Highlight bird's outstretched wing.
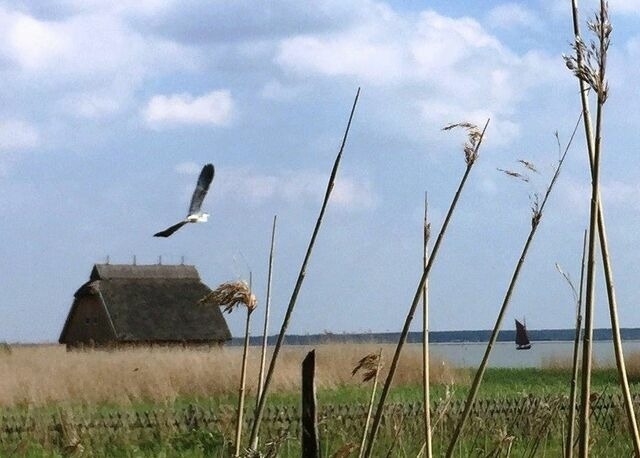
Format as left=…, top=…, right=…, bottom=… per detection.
left=154, top=221, right=188, bottom=238
left=188, top=164, right=215, bottom=216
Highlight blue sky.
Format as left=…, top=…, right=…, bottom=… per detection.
left=1, top=0, right=640, bottom=342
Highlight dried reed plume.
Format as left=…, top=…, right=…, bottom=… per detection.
left=352, top=352, right=382, bottom=383
left=497, top=168, right=529, bottom=183
left=363, top=119, right=489, bottom=458
left=442, top=122, right=482, bottom=165
left=354, top=350, right=383, bottom=458
left=564, top=6, right=611, bottom=102
left=199, top=280, right=257, bottom=313
left=201, top=279, right=257, bottom=456
left=518, top=160, right=539, bottom=174
left=566, top=1, right=639, bottom=455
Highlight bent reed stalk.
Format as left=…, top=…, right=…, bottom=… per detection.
left=362, top=119, right=490, bottom=458
left=445, top=118, right=580, bottom=458
left=567, top=1, right=640, bottom=454
left=248, top=89, right=361, bottom=451
left=257, top=214, right=277, bottom=410
left=566, top=229, right=587, bottom=458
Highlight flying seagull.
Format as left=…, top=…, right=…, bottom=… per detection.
left=154, top=163, right=215, bottom=237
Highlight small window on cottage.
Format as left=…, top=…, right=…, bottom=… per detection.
left=93, top=318, right=98, bottom=325
left=85, top=318, right=90, bottom=325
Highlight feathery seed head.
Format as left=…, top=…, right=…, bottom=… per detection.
left=442, top=122, right=482, bottom=165
left=199, top=280, right=257, bottom=313
left=352, top=351, right=383, bottom=383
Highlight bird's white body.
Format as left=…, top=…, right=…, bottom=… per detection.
left=154, top=163, right=215, bottom=237
left=187, top=213, right=209, bottom=223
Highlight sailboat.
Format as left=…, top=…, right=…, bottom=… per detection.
left=515, top=319, right=532, bottom=350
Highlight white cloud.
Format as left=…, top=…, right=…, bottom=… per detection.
left=277, top=28, right=404, bottom=85
left=547, top=0, right=640, bottom=16
left=5, top=13, right=69, bottom=70
left=275, top=9, right=564, bottom=147
left=419, top=103, right=521, bottom=147
left=216, top=168, right=376, bottom=211
left=617, top=0, right=640, bottom=14
left=0, top=4, right=197, bottom=122
left=486, top=4, right=540, bottom=30
left=175, top=161, right=202, bottom=175
left=0, top=120, right=39, bottom=151
left=142, top=91, right=234, bottom=128
left=260, top=80, right=304, bottom=101
left=560, top=176, right=640, bottom=216
left=60, top=92, right=123, bottom=118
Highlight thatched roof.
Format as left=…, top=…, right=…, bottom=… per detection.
left=60, top=264, right=231, bottom=344
left=90, top=264, right=199, bottom=280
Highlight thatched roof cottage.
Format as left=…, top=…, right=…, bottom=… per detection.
left=59, top=263, right=231, bottom=348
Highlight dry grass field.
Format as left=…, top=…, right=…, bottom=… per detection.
left=0, top=343, right=460, bottom=408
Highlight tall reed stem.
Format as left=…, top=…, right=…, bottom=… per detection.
left=445, top=120, right=579, bottom=458
left=234, top=306, right=253, bottom=457
left=257, top=215, right=277, bottom=409
left=566, top=229, right=587, bottom=458
left=358, top=348, right=383, bottom=458
left=248, top=89, right=361, bottom=450
left=362, top=119, right=490, bottom=458
left=569, top=2, right=640, bottom=454
left=422, top=191, right=432, bottom=458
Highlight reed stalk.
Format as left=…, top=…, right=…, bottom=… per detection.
left=567, top=2, right=640, bottom=454
left=234, top=304, right=253, bottom=457
left=362, top=119, right=490, bottom=458
left=248, top=89, right=361, bottom=450
left=565, top=230, right=587, bottom=458
left=421, top=191, right=432, bottom=458
left=257, top=215, right=277, bottom=409
left=199, top=280, right=257, bottom=457
left=557, top=229, right=587, bottom=458
left=355, top=349, right=383, bottom=458
left=445, top=120, right=579, bottom=458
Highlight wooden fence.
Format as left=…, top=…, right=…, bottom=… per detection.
left=0, top=393, right=634, bottom=446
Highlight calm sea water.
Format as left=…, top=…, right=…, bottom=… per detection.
left=427, top=340, right=640, bottom=368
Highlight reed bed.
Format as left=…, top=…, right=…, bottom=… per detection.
left=541, top=351, right=640, bottom=380
left=0, top=344, right=459, bottom=408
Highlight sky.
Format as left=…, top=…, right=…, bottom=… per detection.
left=1, top=0, right=640, bottom=343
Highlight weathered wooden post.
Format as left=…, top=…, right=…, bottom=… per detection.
left=302, top=350, right=319, bottom=458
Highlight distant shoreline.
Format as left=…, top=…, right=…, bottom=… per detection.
left=229, top=328, right=640, bottom=346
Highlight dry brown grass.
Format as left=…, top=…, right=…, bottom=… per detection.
left=619, top=352, right=640, bottom=383
left=0, top=343, right=461, bottom=408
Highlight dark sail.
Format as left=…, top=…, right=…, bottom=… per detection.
left=515, top=319, right=531, bottom=350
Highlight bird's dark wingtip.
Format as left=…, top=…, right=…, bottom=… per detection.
left=203, top=163, right=214, bottom=179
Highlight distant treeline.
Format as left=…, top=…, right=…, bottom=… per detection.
left=229, top=328, right=640, bottom=346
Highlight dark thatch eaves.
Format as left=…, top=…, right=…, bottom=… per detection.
left=59, top=264, right=231, bottom=346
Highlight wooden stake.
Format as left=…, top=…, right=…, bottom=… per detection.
left=301, top=350, right=319, bottom=458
